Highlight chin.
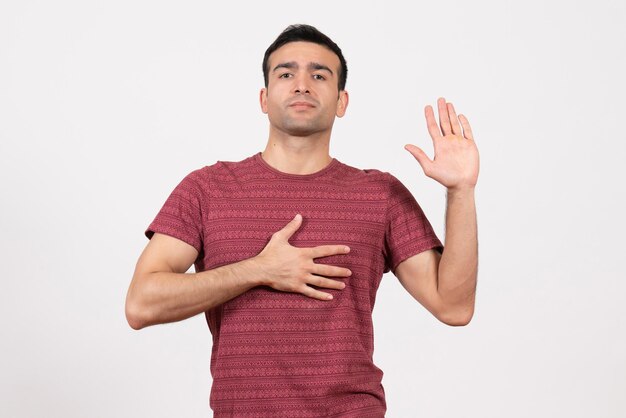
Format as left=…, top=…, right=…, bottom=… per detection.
left=282, top=122, right=324, bottom=137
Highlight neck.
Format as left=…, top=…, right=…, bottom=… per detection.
left=261, top=127, right=333, bottom=175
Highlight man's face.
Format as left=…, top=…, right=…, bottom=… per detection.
left=260, top=41, right=349, bottom=137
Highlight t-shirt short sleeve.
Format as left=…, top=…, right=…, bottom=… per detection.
left=144, top=170, right=205, bottom=254
left=382, top=173, right=444, bottom=274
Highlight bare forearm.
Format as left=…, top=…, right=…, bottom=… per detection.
left=127, top=257, right=262, bottom=329
left=438, top=187, right=478, bottom=317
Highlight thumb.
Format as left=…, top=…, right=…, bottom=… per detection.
left=404, top=144, right=433, bottom=174
left=278, top=213, right=303, bottom=240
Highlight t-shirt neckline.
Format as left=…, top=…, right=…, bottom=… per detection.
left=253, top=151, right=339, bottom=179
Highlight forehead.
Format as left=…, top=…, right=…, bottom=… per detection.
left=268, top=41, right=340, bottom=70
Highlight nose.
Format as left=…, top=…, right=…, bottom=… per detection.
left=293, top=73, right=310, bottom=94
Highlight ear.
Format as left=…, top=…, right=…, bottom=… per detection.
left=260, top=87, right=268, bottom=114
left=336, top=90, right=349, bottom=118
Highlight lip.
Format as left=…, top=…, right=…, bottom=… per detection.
left=289, top=101, right=316, bottom=108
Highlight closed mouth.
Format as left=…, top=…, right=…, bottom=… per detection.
left=289, top=102, right=316, bottom=108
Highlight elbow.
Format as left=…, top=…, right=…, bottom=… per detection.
left=443, top=315, right=472, bottom=327
left=125, top=287, right=152, bottom=330
left=125, top=299, right=148, bottom=330
left=126, top=305, right=146, bottom=330
left=125, top=272, right=162, bottom=330
left=438, top=305, right=474, bottom=327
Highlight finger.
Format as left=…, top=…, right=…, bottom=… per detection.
left=458, top=114, right=475, bottom=141
left=309, top=244, right=351, bottom=259
left=446, top=102, right=462, bottom=136
left=424, top=105, right=442, bottom=140
left=277, top=213, right=303, bottom=240
left=300, top=284, right=335, bottom=300
left=311, top=263, right=352, bottom=278
left=437, top=97, right=452, bottom=136
left=404, top=144, right=433, bottom=175
left=308, top=274, right=347, bottom=290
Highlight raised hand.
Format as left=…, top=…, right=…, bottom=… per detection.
left=254, top=213, right=352, bottom=301
left=404, top=97, right=479, bottom=191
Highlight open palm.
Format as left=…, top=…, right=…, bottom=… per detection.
left=404, top=97, right=479, bottom=191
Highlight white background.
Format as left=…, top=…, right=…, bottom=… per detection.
left=1, top=1, right=625, bottom=417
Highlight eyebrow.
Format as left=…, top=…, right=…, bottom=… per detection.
left=272, top=61, right=334, bottom=76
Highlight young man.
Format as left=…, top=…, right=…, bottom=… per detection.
left=126, top=24, right=479, bottom=417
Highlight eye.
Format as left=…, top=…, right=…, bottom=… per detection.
left=279, top=73, right=292, bottom=79
left=313, top=74, right=326, bottom=80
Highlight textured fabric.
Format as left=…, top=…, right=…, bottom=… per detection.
left=145, top=151, right=444, bottom=417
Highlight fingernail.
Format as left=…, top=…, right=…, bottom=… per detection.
left=345, top=246, right=350, bottom=252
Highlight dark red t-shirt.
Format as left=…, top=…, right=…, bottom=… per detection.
left=145, top=152, right=443, bottom=417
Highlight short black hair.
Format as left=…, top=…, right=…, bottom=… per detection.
left=262, top=24, right=348, bottom=92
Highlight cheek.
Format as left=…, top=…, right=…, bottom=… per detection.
left=266, top=97, right=285, bottom=118
left=266, top=87, right=284, bottom=106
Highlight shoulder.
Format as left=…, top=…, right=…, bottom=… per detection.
left=334, top=159, right=392, bottom=186
left=178, top=154, right=258, bottom=196
left=337, top=162, right=407, bottom=201
left=182, top=153, right=252, bottom=181
left=339, top=166, right=416, bottom=216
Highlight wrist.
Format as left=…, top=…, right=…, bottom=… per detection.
left=241, top=256, right=270, bottom=287
left=446, top=186, right=475, bottom=196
